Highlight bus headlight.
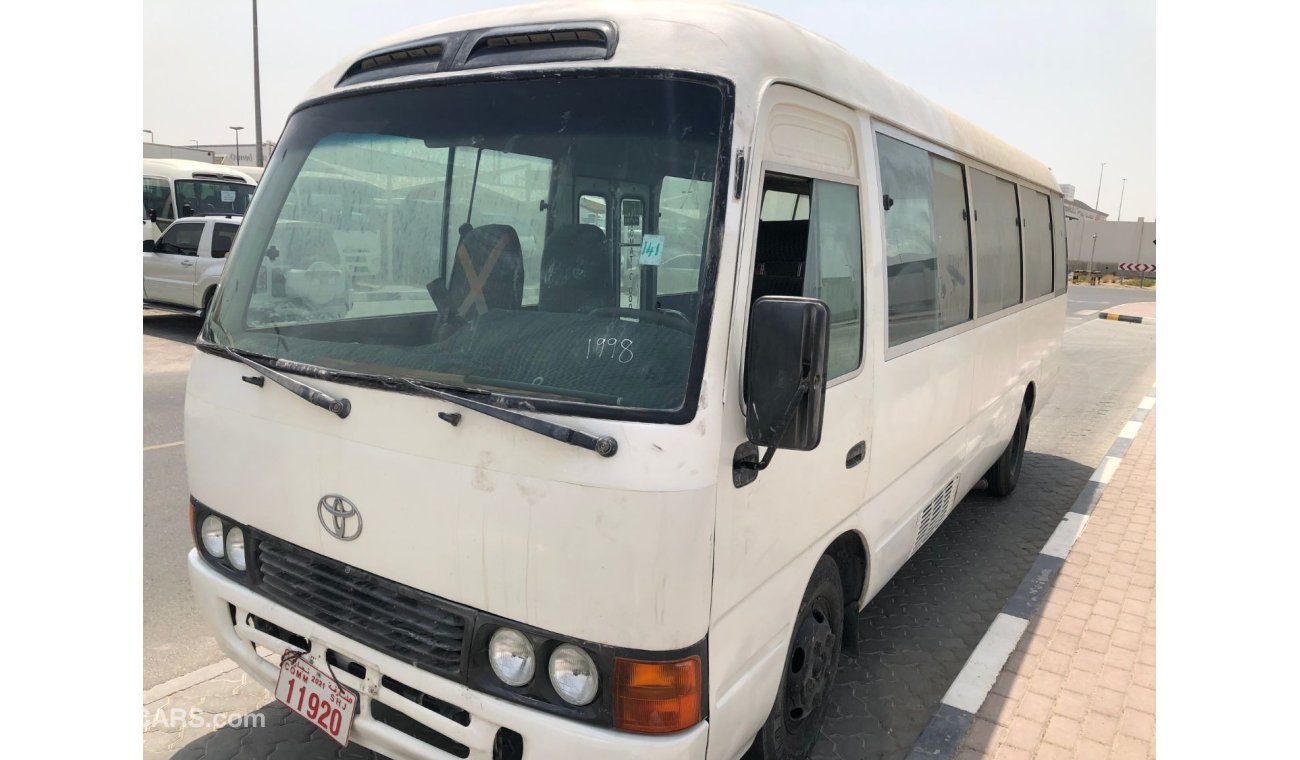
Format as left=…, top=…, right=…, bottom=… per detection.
left=549, top=644, right=599, bottom=705
left=488, top=629, right=535, bottom=687
left=200, top=515, right=226, bottom=558
left=225, top=527, right=247, bottom=571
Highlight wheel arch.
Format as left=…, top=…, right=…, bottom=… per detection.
left=823, top=529, right=869, bottom=609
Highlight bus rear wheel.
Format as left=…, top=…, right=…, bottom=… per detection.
left=753, top=554, right=844, bottom=760
left=985, top=401, right=1029, bottom=497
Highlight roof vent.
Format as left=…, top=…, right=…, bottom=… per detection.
left=191, top=171, right=250, bottom=184
left=457, top=22, right=617, bottom=70
left=339, top=37, right=448, bottom=86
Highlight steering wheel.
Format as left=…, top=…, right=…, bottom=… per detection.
left=588, top=307, right=694, bottom=333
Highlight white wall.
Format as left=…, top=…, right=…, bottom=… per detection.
left=143, top=142, right=216, bottom=162
left=1063, top=218, right=1157, bottom=274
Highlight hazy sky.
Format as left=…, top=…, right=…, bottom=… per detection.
left=143, top=0, right=1155, bottom=220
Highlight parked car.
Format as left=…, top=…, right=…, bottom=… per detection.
left=143, top=215, right=241, bottom=315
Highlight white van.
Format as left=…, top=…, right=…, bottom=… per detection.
left=143, top=158, right=258, bottom=240
left=186, top=3, right=1066, bottom=759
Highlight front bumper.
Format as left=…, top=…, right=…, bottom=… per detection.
left=188, top=550, right=709, bottom=760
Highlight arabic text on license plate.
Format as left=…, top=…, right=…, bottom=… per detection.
left=274, top=651, right=357, bottom=746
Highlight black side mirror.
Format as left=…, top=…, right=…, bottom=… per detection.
left=143, top=239, right=156, bottom=253
left=744, top=296, right=830, bottom=451
left=148, top=208, right=158, bottom=223
left=182, top=203, right=194, bottom=217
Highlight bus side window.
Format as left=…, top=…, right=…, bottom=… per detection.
left=750, top=173, right=863, bottom=379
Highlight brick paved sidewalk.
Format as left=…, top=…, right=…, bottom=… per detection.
left=959, top=411, right=1156, bottom=759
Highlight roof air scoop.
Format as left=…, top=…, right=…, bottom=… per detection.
left=457, top=22, right=617, bottom=70
left=338, top=37, right=449, bottom=87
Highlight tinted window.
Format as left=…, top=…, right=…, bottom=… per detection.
left=213, top=223, right=240, bottom=256
left=876, top=134, right=972, bottom=346
left=807, top=180, right=864, bottom=378
left=1050, top=194, right=1067, bottom=292
left=971, top=169, right=1022, bottom=315
left=1021, top=187, right=1052, bottom=299
left=156, top=221, right=203, bottom=255
left=751, top=174, right=862, bottom=379
left=144, top=177, right=172, bottom=221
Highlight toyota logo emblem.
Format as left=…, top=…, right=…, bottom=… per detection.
left=318, top=495, right=363, bottom=541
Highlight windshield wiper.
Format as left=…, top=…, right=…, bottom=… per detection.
left=397, top=378, right=618, bottom=458
left=201, top=341, right=351, bottom=419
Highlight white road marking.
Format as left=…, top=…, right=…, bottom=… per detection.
left=1041, top=512, right=1091, bottom=560
left=144, top=440, right=184, bottom=452
left=940, top=613, right=1030, bottom=713
left=1090, top=456, right=1122, bottom=484
left=1075, top=309, right=1100, bottom=316
left=1139, top=396, right=1155, bottom=410
left=1118, top=421, right=1142, bottom=439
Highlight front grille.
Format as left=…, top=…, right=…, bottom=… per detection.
left=254, top=536, right=469, bottom=677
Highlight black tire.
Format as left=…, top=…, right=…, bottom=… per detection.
left=753, top=555, right=845, bottom=760
left=985, top=401, right=1030, bottom=497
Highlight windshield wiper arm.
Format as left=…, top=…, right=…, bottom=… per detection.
left=202, top=342, right=351, bottom=419
left=397, top=379, right=617, bottom=458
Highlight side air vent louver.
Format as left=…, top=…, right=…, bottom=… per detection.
left=914, top=476, right=960, bottom=550
left=338, top=37, right=449, bottom=87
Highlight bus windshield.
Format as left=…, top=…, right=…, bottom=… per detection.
left=208, top=73, right=728, bottom=417
left=175, top=179, right=256, bottom=216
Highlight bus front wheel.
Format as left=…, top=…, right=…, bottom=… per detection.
left=753, top=554, right=844, bottom=760
left=985, top=401, right=1030, bottom=497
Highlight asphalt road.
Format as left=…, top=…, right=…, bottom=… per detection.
left=1062, top=283, right=1155, bottom=332
left=142, top=283, right=1156, bottom=755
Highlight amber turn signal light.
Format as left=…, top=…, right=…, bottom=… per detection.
left=613, top=655, right=702, bottom=734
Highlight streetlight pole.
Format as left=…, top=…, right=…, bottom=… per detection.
left=230, top=126, right=244, bottom=166
left=252, top=0, right=264, bottom=166
left=1089, top=233, right=1099, bottom=284
left=1094, top=162, right=1106, bottom=212
left=1117, top=179, right=1127, bottom=222
left=143, top=129, right=154, bottom=143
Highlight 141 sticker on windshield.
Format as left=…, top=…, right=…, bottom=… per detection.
left=639, top=234, right=665, bottom=266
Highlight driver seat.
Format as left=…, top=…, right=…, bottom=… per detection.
left=539, top=224, right=616, bottom=314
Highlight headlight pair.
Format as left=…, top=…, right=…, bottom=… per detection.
left=196, top=512, right=247, bottom=571
left=488, top=628, right=598, bottom=706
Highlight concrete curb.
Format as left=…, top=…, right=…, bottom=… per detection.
left=143, top=658, right=240, bottom=705
left=905, top=385, right=1157, bottom=759
left=1098, top=311, right=1155, bottom=325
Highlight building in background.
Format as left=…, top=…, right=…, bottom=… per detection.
left=143, top=142, right=216, bottom=162
left=192, top=141, right=276, bottom=168
left=1061, top=183, right=1109, bottom=223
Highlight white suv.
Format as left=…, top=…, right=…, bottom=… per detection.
left=143, top=215, right=241, bottom=315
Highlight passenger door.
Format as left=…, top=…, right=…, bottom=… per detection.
left=708, top=85, right=873, bottom=760
left=145, top=220, right=205, bottom=305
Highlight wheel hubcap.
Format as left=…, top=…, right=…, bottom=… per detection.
left=784, top=599, right=837, bottom=731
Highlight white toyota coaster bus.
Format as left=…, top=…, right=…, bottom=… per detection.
left=186, top=3, right=1067, bottom=758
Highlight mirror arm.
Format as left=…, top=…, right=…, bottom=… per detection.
left=738, top=378, right=811, bottom=472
